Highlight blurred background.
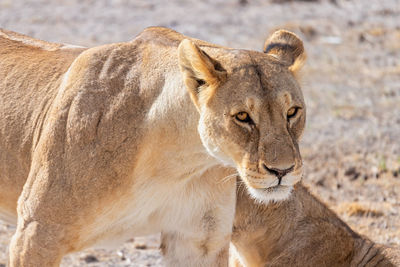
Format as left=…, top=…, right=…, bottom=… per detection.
left=0, top=0, right=399, bottom=266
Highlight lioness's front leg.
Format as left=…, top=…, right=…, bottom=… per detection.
left=8, top=162, right=86, bottom=266
left=9, top=219, right=67, bottom=266
left=8, top=160, right=77, bottom=266
left=160, top=167, right=236, bottom=267
left=161, top=231, right=230, bottom=267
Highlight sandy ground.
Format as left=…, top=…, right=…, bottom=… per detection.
left=0, top=0, right=399, bottom=265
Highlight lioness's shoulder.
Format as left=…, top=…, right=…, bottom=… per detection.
left=134, top=27, right=185, bottom=47
left=135, top=26, right=226, bottom=50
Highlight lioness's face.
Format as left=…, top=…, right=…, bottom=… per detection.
left=199, top=54, right=304, bottom=203
left=179, top=30, right=306, bottom=203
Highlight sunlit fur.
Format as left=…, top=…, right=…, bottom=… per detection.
left=0, top=26, right=305, bottom=266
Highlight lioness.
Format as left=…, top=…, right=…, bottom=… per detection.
left=231, top=182, right=400, bottom=267
left=0, top=27, right=306, bottom=266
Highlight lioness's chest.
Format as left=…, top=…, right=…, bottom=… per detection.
left=82, top=169, right=224, bottom=248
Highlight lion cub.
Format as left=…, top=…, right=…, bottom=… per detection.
left=231, top=182, right=400, bottom=267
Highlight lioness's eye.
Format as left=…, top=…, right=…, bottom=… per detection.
left=235, top=112, right=252, bottom=123
left=287, top=107, right=299, bottom=119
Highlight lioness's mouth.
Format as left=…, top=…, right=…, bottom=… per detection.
left=237, top=165, right=302, bottom=203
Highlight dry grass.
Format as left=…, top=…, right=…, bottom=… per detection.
left=338, top=202, right=384, bottom=218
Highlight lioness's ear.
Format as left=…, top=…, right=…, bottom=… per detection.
left=263, top=30, right=306, bottom=73
left=178, top=39, right=227, bottom=108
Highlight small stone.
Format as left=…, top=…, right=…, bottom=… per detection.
left=135, top=243, right=147, bottom=249
left=351, top=173, right=360, bottom=181
left=117, top=250, right=126, bottom=261
left=371, top=166, right=379, bottom=174
left=82, top=255, right=99, bottom=263
left=359, top=33, right=366, bottom=42
left=316, top=178, right=325, bottom=187
left=344, top=166, right=357, bottom=176
left=344, top=166, right=360, bottom=181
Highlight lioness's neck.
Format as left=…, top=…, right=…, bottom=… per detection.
left=132, top=61, right=217, bottom=182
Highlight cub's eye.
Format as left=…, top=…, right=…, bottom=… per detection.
left=235, top=112, right=252, bottom=123
left=287, top=107, right=299, bottom=119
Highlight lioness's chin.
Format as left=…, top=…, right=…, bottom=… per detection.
left=247, top=185, right=293, bottom=204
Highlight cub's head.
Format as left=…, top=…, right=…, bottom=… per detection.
left=178, top=30, right=306, bottom=203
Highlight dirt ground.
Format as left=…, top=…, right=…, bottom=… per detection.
left=0, top=0, right=399, bottom=266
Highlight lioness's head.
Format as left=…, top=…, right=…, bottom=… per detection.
left=178, top=30, right=306, bottom=203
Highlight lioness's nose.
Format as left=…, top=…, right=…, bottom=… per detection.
left=263, top=164, right=294, bottom=178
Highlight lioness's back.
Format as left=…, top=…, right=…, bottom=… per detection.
left=0, top=29, right=85, bottom=217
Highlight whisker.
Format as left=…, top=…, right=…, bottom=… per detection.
left=218, top=172, right=239, bottom=184
left=236, top=178, right=247, bottom=198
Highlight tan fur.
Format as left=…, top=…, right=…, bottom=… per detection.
left=231, top=182, right=400, bottom=267
left=0, top=27, right=305, bottom=266
left=263, top=29, right=306, bottom=74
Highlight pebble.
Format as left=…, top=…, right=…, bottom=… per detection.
left=117, top=250, right=126, bottom=261
left=135, top=243, right=147, bottom=250
left=82, top=255, right=99, bottom=263
left=316, top=178, right=325, bottom=187
left=344, top=166, right=360, bottom=181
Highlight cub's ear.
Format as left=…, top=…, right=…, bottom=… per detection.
left=263, top=30, right=306, bottom=73
left=178, top=39, right=227, bottom=109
